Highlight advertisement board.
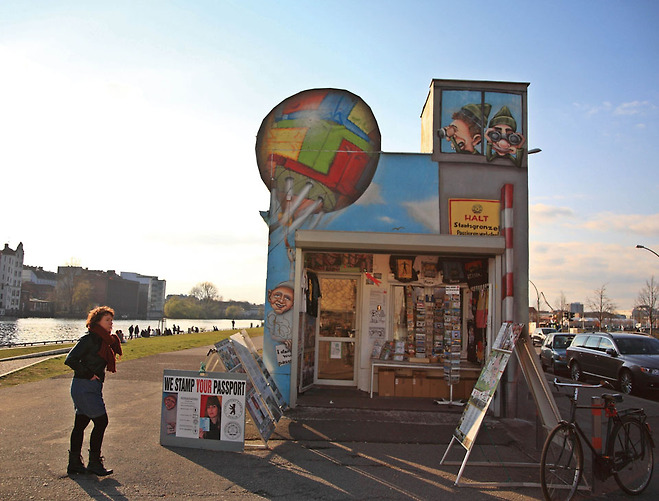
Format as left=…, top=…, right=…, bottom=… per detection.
left=160, top=369, right=248, bottom=452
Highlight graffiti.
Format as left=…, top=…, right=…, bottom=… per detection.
left=256, top=89, right=381, bottom=400
left=485, top=105, right=526, bottom=167
left=439, top=90, right=525, bottom=167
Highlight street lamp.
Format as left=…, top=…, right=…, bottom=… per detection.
left=636, top=244, right=659, bottom=259
left=529, top=280, right=541, bottom=324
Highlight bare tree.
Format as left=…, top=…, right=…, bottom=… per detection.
left=554, top=291, right=569, bottom=329
left=587, top=284, right=617, bottom=330
left=635, top=276, right=658, bottom=337
left=190, top=281, right=221, bottom=302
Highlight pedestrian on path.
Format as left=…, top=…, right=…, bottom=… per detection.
left=64, top=306, right=122, bottom=476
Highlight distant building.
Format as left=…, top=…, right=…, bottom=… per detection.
left=121, top=272, right=166, bottom=320
left=569, top=302, right=584, bottom=315
left=20, top=266, right=58, bottom=316
left=56, top=266, right=140, bottom=318
left=0, top=243, right=24, bottom=316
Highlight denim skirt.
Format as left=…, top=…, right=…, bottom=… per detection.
left=70, top=377, right=106, bottom=418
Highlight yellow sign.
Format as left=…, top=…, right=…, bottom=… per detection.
left=449, top=199, right=500, bottom=236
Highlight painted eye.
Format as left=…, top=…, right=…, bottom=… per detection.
left=508, top=133, right=522, bottom=145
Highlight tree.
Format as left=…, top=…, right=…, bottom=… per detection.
left=72, top=280, right=93, bottom=315
left=190, top=282, right=221, bottom=303
left=554, top=291, right=569, bottom=329
left=635, top=276, right=658, bottom=337
left=587, top=284, right=617, bottom=330
left=164, top=296, right=204, bottom=319
left=226, top=304, right=244, bottom=319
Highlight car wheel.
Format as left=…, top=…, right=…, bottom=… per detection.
left=570, top=362, right=582, bottom=382
left=618, top=370, right=633, bottom=395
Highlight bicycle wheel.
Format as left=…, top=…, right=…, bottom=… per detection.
left=608, top=415, right=654, bottom=495
left=541, top=423, right=583, bottom=501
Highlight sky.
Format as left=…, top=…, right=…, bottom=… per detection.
left=1, top=1, right=657, bottom=314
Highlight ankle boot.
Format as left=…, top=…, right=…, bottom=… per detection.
left=87, top=450, right=113, bottom=476
left=67, top=450, right=87, bottom=475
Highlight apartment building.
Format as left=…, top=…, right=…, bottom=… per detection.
left=0, top=243, right=24, bottom=316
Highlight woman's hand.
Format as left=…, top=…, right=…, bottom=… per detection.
left=91, top=374, right=100, bottom=381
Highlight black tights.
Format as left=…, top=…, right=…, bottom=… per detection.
left=70, top=413, right=108, bottom=455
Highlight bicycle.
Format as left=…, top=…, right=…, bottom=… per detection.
left=540, top=379, right=654, bottom=500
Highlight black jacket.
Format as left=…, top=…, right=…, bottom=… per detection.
left=64, top=332, right=108, bottom=382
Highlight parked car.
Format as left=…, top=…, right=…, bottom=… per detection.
left=531, top=327, right=557, bottom=346
left=540, top=332, right=574, bottom=374
left=566, top=331, right=659, bottom=394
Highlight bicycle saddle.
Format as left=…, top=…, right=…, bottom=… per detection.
left=601, top=393, right=623, bottom=403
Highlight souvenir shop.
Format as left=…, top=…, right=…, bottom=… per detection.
left=292, top=231, right=506, bottom=407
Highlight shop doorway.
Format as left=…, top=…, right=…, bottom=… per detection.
left=315, top=275, right=359, bottom=386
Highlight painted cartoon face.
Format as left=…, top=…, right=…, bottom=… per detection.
left=486, top=124, right=525, bottom=156
left=164, top=396, right=176, bottom=410
left=445, top=119, right=480, bottom=153
left=268, top=285, right=294, bottom=315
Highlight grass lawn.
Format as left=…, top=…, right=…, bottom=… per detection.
left=0, top=327, right=263, bottom=388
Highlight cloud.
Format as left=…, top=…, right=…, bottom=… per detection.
left=401, top=197, right=440, bottom=232
left=530, top=203, right=576, bottom=223
left=356, top=182, right=384, bottom=205
left=579, top=212, right=659, bottom=236
left=613, top=100, right=656, bottom=116
left=572, top=100, right=657, bottom=118
left=529, top=241, right=651, bottom=314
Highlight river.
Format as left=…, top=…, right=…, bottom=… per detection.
left=0, top=318, right=261, bottom=346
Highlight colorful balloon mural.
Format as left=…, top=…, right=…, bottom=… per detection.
left=256, top=88, right=381, bottom=403
left=256, top=88, right=381, bottom=233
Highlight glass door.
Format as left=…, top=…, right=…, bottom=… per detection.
left=315, top=276, right=359, bottom=386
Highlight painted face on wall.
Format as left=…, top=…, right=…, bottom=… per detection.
left=268, top=285, right=294, bottom=315
left=444, top=118, right=481, bottom=153
left=485, top=123, right=525, bottom=157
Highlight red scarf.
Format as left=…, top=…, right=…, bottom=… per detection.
left=90, top=324, right=123, bottom=373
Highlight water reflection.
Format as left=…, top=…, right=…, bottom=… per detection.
left=0, top=318, right=259, bottom=345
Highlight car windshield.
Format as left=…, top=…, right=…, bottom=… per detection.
left=553, top=336, right=573, bottom=349
left=615, top=337, right=659, bottom=355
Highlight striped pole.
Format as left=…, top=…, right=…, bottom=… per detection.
left=501, top=184, right=514, bottom=322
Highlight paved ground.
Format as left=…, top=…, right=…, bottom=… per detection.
left=1, top=342, right=658, bottom=500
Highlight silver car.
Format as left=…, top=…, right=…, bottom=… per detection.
left=531, top=327, right=557, bottom=346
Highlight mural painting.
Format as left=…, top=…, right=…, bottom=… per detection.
left=440, top=90, right=525, bottom=167
left=256, top=88, right=382, bottom=399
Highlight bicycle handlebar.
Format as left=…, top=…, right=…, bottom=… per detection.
left=553, top=378, right=603, bottom=389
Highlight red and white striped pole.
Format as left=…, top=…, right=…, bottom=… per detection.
left=501, top=184, right=514, bottom=322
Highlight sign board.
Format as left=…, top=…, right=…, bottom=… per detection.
left=213, top=331, right=287, bottom=444
left=453, top=322, right=523, bottom=450
left=448, top=199, right=500, bottom=236
left=160, top=369, right=248, bottom=452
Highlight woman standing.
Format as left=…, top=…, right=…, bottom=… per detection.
left=64, top=306, right=122, bottom=476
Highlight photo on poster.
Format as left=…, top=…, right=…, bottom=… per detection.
left=198, top=394, right=222, bottom=440
left=161, top=393, right=178, bottom=436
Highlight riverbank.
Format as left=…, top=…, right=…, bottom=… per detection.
left=0, top=317, right=261, bottom=346
left=0, top=327, right=264, bottom=387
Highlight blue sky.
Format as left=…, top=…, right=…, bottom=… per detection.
left=1, top=1, right=657, bottom=314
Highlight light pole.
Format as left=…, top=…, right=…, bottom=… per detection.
left=529, top=280, right=541, bottom=324
left=636, top=244, right=659, bottom=259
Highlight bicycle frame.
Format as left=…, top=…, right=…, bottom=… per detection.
left=553, top=379, right=652, bottom=480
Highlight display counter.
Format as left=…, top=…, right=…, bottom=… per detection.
left=370, top=359, right=480, bottom=399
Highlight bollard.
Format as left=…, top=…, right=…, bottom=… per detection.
left=591, top=395, right=604, bottom=493
left=591, top=396, right=603, bottom=453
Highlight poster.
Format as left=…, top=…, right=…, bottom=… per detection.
left=213, top=332, right=287, bottom=443
left=453, top=322, right=524, bottom=450
left=160, top=369, right=248, bottom=452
